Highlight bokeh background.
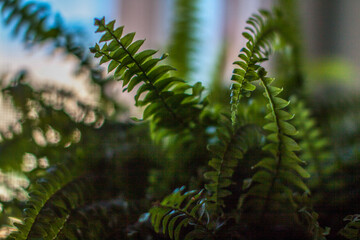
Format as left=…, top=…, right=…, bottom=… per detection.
left=1, top=0, right=359, bottom=125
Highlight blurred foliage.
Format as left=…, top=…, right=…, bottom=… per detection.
left=0, top=0, right=359, bottom=239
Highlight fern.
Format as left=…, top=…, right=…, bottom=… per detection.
left=2, top=1, right=360, bottom=239
left=90, top=17, right=204, bottom=132
left=168, top=0, right=200, bottom=80
left=241, top=68, right=310, bottom=218
left=149, top=187, right=213, bottom=240
left=290, top=98, right=332, bottom=187
left=339, top=214, right=360, bottom=240
left=204, top=115, right=256, bottom=214
left=7, top=164, right=91, bottom=240
left=230, top=10, right=275, bottom=124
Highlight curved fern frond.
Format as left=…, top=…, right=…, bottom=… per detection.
left=290, top=98, right=332, bottom=187
left=91, top=17, right=204, bottom=132
left=204, top=115, right=256, bottom=214
left=230, top=10, right=276, bottom=124
left=149, top=187, right=213, bottom=240
left=241, top=68, right=310, bottom=218
left=7, top=164, right=92, bottom=240
left=339, top=214, right=360, bottom=240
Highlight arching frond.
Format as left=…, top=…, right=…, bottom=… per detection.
left=241, top=68, right=310, bottom=219
left=91, top=17, right=205, bottom=133
left=230, top=10, right=276, bottom=124
left=290, top=98, right=332, bottom=188
left=7, top=164, right=91, bottom=240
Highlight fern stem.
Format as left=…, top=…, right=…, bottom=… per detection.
left=52, top=213, right=70, bottom=240
left=102, top=25, right=185, bottom=126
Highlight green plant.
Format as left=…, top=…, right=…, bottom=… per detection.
left=1, top=0, right=359, bottom=239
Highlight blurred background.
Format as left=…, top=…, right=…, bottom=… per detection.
left=1, top=0, right=359, bottom=122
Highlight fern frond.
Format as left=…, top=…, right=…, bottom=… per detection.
left=204, top=115, right=256, bottom=214
left=339, top=214, right=360, bottom=240
left=7, top=164, right=92, bottom=240
left=168, top=0, right=200, bottom=80
left=290, top=98, right=332, bottom=187
left=91, top=17, right=204, bottom=132
left=230, top=10, right=276, bottom=124
left=241, top=68, right=310, bottom=218
left=149, top=187, right=213, bottom=240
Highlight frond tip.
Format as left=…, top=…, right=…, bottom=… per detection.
left=230, top=10, right=275, bottom=124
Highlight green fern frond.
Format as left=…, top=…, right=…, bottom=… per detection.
left=290, top=98, right=332, bottom=187
left=230, top=10, right=276, bottom=124
left=241, top=68, right=310, bottom=218
left=204, top=115, right=256, bottom=214
left=149, top=187, right=213, bottom=240
left=7, top=164, right=91, bottom=240
left=91, top=17, right=204, bottom=132
left=339, top=214, right=360, bottom=240
left=168, top=0, right=200, bottom=80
